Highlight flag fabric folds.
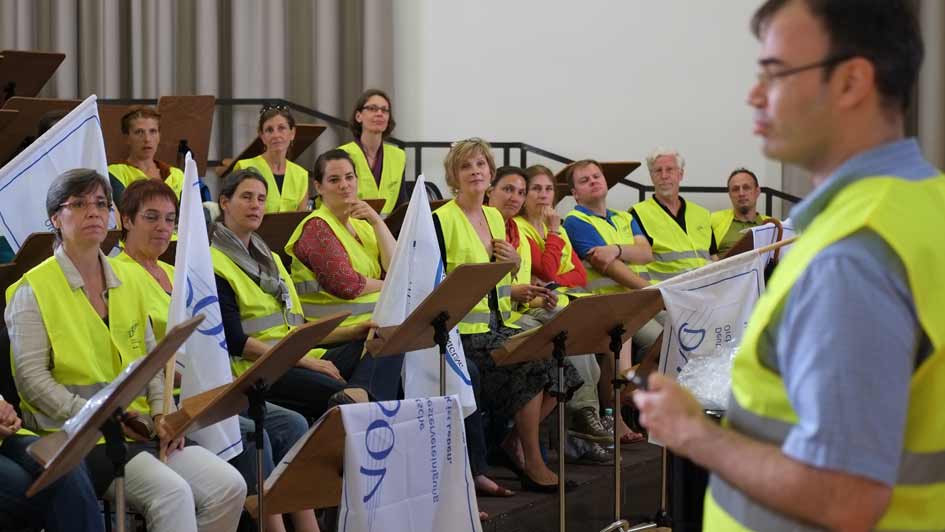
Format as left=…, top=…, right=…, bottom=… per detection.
left=0, top=95, right=110, bottom=251
left=338, top=397, right=482, bottom=532
left=167, top=153, right=242, bottom=460
left=372, top=175, right=477, bottom=418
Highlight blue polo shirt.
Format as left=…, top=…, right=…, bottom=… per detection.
left=762, top=138, right=938, bottom=485
left=562, top=205, right=644, bottom=259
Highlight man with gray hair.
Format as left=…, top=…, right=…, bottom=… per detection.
left=629, top=148, right=717, bottom=283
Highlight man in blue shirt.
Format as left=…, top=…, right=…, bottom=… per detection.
left=633, top=1, right=941, bottom=531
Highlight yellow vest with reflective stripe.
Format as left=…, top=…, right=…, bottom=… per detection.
left=108, top=163, right=185, bottom=199
left=5, top=256, right=152, bottom=433
left=704, top=176, right=945, bottom=532
left=709, top=208, right=769, bottom=248
left=631, top=197, right=711, bottom=284
left=506, top=217, right=535, bottom=323
left=433, top=200, right=515, bottom=334
left=284, top=207, right=380, bottom=327
left=111, top=252, right=174, bottom=340
left=339, top=142, right=406, bottom=216
left=563, top=209, right=636, bottom=294
left=514, top=216, right=578, bottom=279
left=234, top=155, right=309, bottom=213
left=210, top=247, right=321, bottom=376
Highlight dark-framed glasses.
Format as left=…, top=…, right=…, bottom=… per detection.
left=756, top=54, right=854, bottom=86
left=361, top=104, right=390, bottom=115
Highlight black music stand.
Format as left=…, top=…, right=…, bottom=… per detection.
left=492, top=289, right=664, bottom=532
left=161, top=313, right=349, bottom=532
left=367, top=262, right=514, bottom=396
left=25, top=316, right=204, bottom=532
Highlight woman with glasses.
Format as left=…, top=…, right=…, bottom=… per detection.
left=113, top=179, right=319, bottom=532
left=210, top=168, right=375, bottom=422
left=5, top=169, right=247, bottom=532
left=433, top=139, right=582, bottom=493
left=234, top=104, right=310, bottom=213
left=339, top=89, right=407, bottom=216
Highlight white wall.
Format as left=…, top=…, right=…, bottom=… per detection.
left=394, top=0, right=784, bottom=215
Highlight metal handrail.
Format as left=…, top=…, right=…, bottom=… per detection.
left=97, top=97, right=803, bottom=215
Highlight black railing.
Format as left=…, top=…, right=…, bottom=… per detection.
left=98, top=97, right=803, bottom=215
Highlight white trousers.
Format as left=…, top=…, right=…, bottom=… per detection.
left=105, top=446, right=247, bottom=532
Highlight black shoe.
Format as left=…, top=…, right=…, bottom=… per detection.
left=518, top=471, right=558, bottom=493
left=327, top=387, right=371, bottom=409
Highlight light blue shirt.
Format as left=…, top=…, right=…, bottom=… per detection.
left=760, top=138, right=938, bottom=485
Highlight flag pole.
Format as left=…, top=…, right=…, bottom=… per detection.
left=159, top=356, right=176, bottom=462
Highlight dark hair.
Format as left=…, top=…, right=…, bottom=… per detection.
left=492, top=166, right=526, bottom=188
left=118, top=179, right=179, bottom=240
left=38, top=109, right=69, bottom=136
left=313, top=149, right=356, bottom=184
left=121, top=106, right=161, bottom=135
left=219, top=168, right=268, bottom=203
left=751, top=0, right=923, bottom=112
left=257, top=103, right=296, bottom=133
left=727, top=167, right=759, bottom=187
left=46, top=169, right=111, bottom=218
left=561, top=159, right=603, bottom=190
left=349, top=89, right=396, bottom=139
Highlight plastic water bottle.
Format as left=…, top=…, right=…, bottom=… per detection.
left=600, top=408, right=616, bottom=450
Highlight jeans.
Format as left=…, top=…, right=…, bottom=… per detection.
left=0, top=434, right=104, bottom=532
left=230, top=402, right=308, bottom=495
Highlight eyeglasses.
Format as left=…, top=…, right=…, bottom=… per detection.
left=756, top=54, right=854, bottom=86
left=360, top=104, right=390, bottom=115
left=260, top=103, right=289, bottom=114
left=59, top=198, right=111, bottom=212
left=139, top=211, right=178, bottom=225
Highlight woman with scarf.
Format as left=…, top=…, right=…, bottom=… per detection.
left=114, top=178, right=319, bottom=532
left=209, top=168, right=375, bottom=421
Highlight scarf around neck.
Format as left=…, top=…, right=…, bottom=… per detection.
left=209, top=221, right=292, bottom=309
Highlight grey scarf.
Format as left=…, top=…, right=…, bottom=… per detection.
left=209, top=222, right=292, bottom=309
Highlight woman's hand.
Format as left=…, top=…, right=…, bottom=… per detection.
left=527, top=285, right=558, bottom=311
left=300, top=357, right=345, bottom=383
left=347, top=199, right=383, bottom=226
left=493, top=240, right=521, bottom=270
left=543, top=206, right=561, bottom=234
left=511, top=284, right=535, bottom=304
left=0, top=400, right=22, bottom=440
left=154, top=414, right=186, bottom=458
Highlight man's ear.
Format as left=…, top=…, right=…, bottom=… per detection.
left=834, top=57, right=875, bottom=110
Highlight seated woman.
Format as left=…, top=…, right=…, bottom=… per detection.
left=433, top=139, right=582, bottom=492
left=234, top=104, right=309, bottom=213
left=285, top=149, right=402, bottom=400
left=0, top=396, right=104, bottom=532
left=210, top=168, right=374, bottom=420
left=486, top=166, right=559, bottom=320
left=5, top=169, right=246, bottom=532
left=107, top=106, right=185, bottom=203
left=114, top=179, right=318, bottom=532
left=519, top=165, right=644, bottom=447
left=339, top=89, right=407, bottom=216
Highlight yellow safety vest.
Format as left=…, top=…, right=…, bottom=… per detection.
left=284, top=207, right=380, bottom=327
left=563, top=208, right=637, bottom=294
left=703, top=176, right=945, bottom=532
left=709, top=208, right=769, bottom=248
left=339, top=141, right=406, bottom=216
left=433, top=200, right=515, bottom=334
left=108, top=163, right=185, bottom=198
left=210, top=247, right=320, bottom=376
left=631, top=197, right=711, bottom=283
left=234, top=155, right=309, bottom=213
left=514, top=216, right=578, bottom=279
left=111, top=252, right=174, bottom=340
left=6, top=256, right=152, bottom=433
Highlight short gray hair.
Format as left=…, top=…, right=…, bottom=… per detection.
left=645, top=147, right=685, bottom=173
left=46, top=168, right=112, bottom=217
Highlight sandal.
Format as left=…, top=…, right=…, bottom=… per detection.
left=619, top=430, right=646, bottom=444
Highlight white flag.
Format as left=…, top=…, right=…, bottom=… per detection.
left=656, top=252, right=766, bottom=409
left=337, top=397, right=482, bottom=532
left=372, top=176, right=477, bottom=417
left=168, top=153, right=242, bottom=460
left=751, top=218, right=796, bottom=264
left=0, top=95, right=110, bottom=251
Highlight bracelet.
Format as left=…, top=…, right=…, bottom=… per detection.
left=614, top=244, right=621, bottom=260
